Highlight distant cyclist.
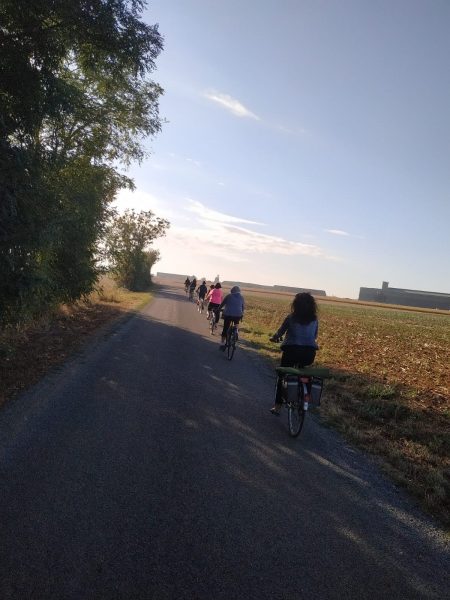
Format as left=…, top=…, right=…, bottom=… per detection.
left=269, top=292, right=319, bottom=414
left=184, top=277, right=191, bottom=294
left=197, top=280, right=208, bottom=302
left=207, top=282, right=223, bottom=325
left=219, top=286, right=245, bottom=350
left=189, top=277, right=197, bottom=301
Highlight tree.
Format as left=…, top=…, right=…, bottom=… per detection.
left=145, top=249, right=161, bottom=282
left=0, top=0, right=164, bottom=323
left=104, top=209, right=169, bottom=291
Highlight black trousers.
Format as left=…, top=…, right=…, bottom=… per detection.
left=275, top=345, right=316, bottom=405
left=207, top=302, right=221, bottom=323
left=221, top=315, right=242, bottom=338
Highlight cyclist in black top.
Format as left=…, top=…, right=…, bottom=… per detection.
left=189, top=278, right=197, bottom=300
left=197, top=280, right=208, bottom=301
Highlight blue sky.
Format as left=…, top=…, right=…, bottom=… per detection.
left=115, top=0, right=450, bottom=298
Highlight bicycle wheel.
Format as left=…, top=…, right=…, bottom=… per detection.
left=227, top=328, right=236, bottom=361
left=210, top=315, right=216, bottom=335
left=287, top=387, right=305, bottom=437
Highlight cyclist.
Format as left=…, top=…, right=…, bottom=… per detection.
left=269, top=292, right=319, bottom=414
left=189, top=277, right=197, bottom=300
left=197, top=280, right=208, bottom=308
left=184, top=277, right=191, bottom=294
left=205, top=284, right=216, bottom=318
left=207, top=282, right=223, bottom=325
left=219, top=286, right=245, bottom=350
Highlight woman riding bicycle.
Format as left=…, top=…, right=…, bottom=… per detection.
left=270, top=292, right=318, bottom=414
left=219, top=286, right=245, bottom=350
left=207, top=282, right=223, bottom=325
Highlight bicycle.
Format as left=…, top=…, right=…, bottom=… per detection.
left=224, top=321, right=239, bottom=361
left=273, top=365, right=330, bottom=436
left=188, top=288, right=194, bottom=302
left=208, top=308, right=218, bottom=334
left=197, top=297, right=205, bottom=313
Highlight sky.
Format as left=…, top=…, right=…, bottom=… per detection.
left=114, top=0, right=450, bottom=298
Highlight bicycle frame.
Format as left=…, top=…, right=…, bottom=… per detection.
left=225, top=323, right=238, bottom=360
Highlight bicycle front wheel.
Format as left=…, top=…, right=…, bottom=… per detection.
left=288, top=401, right=305, bottom=437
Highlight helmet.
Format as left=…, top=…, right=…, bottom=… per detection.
left=230, top=286, right=241, bottom=294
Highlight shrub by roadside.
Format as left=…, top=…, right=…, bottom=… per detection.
left=0, top=277, right=151, bottom=408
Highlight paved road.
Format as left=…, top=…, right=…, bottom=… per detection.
left=0, top=285, right=448, bottom=600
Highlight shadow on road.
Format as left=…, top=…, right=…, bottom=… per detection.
left=0, top=285, right=447, bottom=599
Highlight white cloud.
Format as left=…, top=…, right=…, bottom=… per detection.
left=185, top=157, right=202, bottom=168
left=113, top=191, right=339, bottom=265
left=161, top=220, right=334, bottom=263
left=161, top=200, right=338, bottom=261
left=204, top=90, right=260, bottom=120
left=218, top=223, right=326, bottom=257
left=325, top=229, right=350, bottom=236
left=113, top=188, right=177, bottom=221
left=276, top=124, right=307, bottom=136
left=186, top=199, right=264, bottom=226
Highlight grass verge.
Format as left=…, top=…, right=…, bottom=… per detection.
left=240, top=294, right=450, bottom=529
left=0, top=276, right=152, bottom=408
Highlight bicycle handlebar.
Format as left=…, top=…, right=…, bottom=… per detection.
left=270, top=335, right=283, bottom=343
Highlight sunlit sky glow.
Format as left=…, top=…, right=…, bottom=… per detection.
left=114, top=0, right=450, bottom=298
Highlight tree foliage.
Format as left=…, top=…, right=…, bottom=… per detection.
left=0, top=0, right=163, bottom=323
left=104, top=209, right=168, bottom=290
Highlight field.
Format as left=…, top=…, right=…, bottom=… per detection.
left=240, top=294, right=450, bottom=527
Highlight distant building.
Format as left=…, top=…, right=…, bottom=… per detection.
left=359, top=281, right=450, bottom=310
left=222, top=281, right=326, bottom=296
left=273, top=285, right=326, bottom=296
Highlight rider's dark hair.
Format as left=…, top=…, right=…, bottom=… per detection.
left=215, top=282, right=222, bottom=289
left=291, top=292, right=317, bottom=324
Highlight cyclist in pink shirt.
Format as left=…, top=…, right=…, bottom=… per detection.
left=207, top=282, right=223, bottom=324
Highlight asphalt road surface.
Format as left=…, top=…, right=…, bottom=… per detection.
left=0, top=285, right=448, bottom=600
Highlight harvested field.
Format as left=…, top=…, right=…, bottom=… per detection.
left=240, top=294, right=450, bottom=527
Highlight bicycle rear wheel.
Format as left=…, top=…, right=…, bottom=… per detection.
left=227, top=329, right=236, bottom=361
left=288, top=402, right=305, bottom=437
left=288, top=386, right=305, bottom=437
left=210, top=315, right=216, bottom=335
